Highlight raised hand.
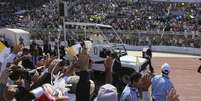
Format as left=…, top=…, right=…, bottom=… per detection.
left=167, top=88, right=179, bottom=101
left=104, top=56, right=114, bottom=69
left=140, top=73, right=152, bottom=91
left=48, top=59, right=62, bottom=74
left=77, top=48, right=90, bottom=71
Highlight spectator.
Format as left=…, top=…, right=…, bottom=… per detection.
left=120, top=72, right=152, bottom=101
left=30, top=41, right=38, bottom=65
left=75, top=47, right=91, bottom=101
left=0, top=69, right=11, bottom=101
left=43, top=41, right=51, bottom=55
left=0, top=37, right=183, bottom=101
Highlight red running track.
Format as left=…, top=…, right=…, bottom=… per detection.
left=152, top=57, right=201, bottom=101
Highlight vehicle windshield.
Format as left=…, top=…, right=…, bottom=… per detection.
left=112, top=44, right=127, bottom=57
left=64, top=22, right=127, bottom=57
left=64, top=22, right=123, bottom=45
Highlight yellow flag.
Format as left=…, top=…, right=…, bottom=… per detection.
left=65, top=47, right=76, bottom=57
left=0, top=41, right=6, bottom=53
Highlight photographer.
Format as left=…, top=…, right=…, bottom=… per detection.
left=142, top=47, right=154, bottom=73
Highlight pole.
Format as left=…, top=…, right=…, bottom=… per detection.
left=84, top=26, right=87, bottom=40
left=57, top=26, right=62, bottom=59
left=63, top=18, right=67, bottom=47
left=63, top=1, right=68, bottom=47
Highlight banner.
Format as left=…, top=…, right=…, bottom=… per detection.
left=0, top=42, right=11, bottom=75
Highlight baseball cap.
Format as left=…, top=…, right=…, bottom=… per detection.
left=161, top=63, right=171, bottom=74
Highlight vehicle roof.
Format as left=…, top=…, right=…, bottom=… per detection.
left=0, top=28, right=30, bottom=34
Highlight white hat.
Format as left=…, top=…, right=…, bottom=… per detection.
left=161, top=63, right=171, bottom=74
left=96, top=84, right=118, bottom=101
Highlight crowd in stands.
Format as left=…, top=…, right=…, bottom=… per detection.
left=0, top=37, right=180, bottom=101
left=66, top=0, right=201, bottom=32
left=0, top=0, right=58, bottom=28
left=28, top=30, right=201, bottom=48
left=0, top=1, right=198, bottom=100
left=66, top=0, right=201, bottom=48
left=119, top=33, right=201, bottom=48
left=1, top=0, right=201, bottom=32
left=0, top=0, right=201, bottom=48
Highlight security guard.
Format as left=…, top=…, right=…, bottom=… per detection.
left=142, top=47, right=154, bottom=73
left=151, top=63, right=174, bottom=101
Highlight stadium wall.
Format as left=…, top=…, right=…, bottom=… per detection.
left=125, top=45, right=201, bottom=56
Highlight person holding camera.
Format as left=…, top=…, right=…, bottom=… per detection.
left=142, top=47, right=154, bottom=73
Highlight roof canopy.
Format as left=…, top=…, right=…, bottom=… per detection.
left=0, top=28, right=29, bottom=35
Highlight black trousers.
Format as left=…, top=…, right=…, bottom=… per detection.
left=148, top=58, right=154, bottom=73
left=76, top=71, right=90, bottom=101
left=145, top=57, right=154, bottom=73
left=198, top=65, right=201, bottom=73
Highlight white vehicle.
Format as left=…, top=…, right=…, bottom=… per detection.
left=64, top=22, right=148, bottom=85
left=0, top=28, right=30, bottom=47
